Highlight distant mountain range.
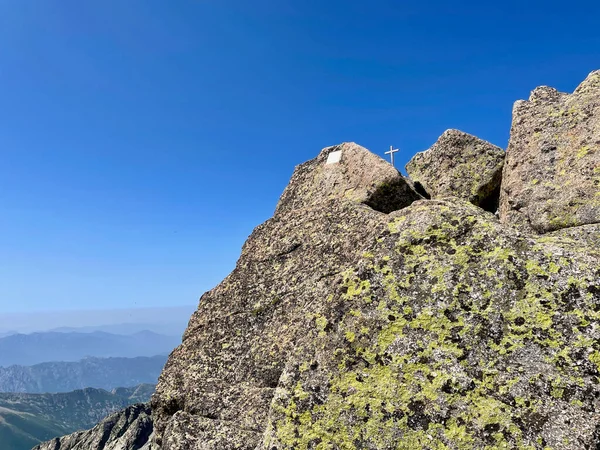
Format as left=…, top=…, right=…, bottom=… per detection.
left=0, top=330, right=17, bottom=338
left=0, top=331, right=179, bottom=367
left=47, top=321, right=190, bottom=336
left=0, top=305, right=196, bottom=335
left=0, top=384, right=154, bottom=450
left=0, top=355, right=167, bottom=393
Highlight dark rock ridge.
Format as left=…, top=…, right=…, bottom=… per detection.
left=405, top=129, right=505, bottom=211
left=33, top=403, right=153, bottom=450
left=0, top=384, right=154, bottom=450
left=36, top=70, right=600, bottom=450
left=499, top=70, right=600, bottom=233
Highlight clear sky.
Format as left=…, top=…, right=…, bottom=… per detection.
left=0, top=0, right=598, bottom=313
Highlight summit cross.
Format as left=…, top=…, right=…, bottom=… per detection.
left=385, top=145, right=399, bottom=167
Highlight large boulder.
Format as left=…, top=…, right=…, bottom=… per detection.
left=258, top=200, right=600, bottom=450
left=276, top=142, right=422, bottom=214
left=499, top=70, right=600, bottom=233
left=148, top=191, right=600, bottom=449
left=405, top=129, right=505, bottom=209
left=147, top=144, right=599, bottom=449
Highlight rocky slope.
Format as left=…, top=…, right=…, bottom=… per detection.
left=32, top=403, right=154, bottom=450
left=0, top=355, right=167, bottom=394
left=0, top=384, right=154, bottom=450
left=36, top=70, right=600, bottom=450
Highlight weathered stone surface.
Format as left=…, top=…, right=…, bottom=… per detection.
left=152, top=197, right=386, bottom=449
left=36, top=87, right=600, bottom=450
left=150, top=167, right=600, bottom=448
left=33, top=404, right=153, bottom=450
left=255, top=200, right=600, bottom=450
left=499, top=70, right=600, bottom=233
left=275, top=142, right=423, bottom=214
left=406, top=129, right=505, bottom=209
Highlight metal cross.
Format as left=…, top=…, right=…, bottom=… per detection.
left=385, top=145, right=399, bottom=167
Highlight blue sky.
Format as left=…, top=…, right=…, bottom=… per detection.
left=0, top=0, right=598, bottom=313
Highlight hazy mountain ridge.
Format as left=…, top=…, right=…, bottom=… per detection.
left=0, top=355, right=167, bottom=393
left=47, top=322, right=189, bottom=337
left=0, top=306, right=196, bottom=336
left=0, top=331, right=179, bottom=367
left=0, top=384, right=154, bottom=450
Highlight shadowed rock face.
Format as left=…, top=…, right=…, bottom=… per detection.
left=33, top=404, right=153, bottom=450
left=405, top=129, right=505, bottom=210
left=499, top=70, right=600, bottom=233
left=276, top=142, right=423, bottom=215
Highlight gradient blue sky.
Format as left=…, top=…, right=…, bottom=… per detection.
left=0, top=1, right=598, bottom=313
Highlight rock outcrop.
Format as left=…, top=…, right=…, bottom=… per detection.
left=499, top=70, right=600, bottom=233
left=406, top=129, right=505, bottom=210
left=33, top=403, right=153, bottom=450
left=149, top=140, right=600, bottom=449
left=35, top=71, right=600, bottom=450
left=276, top=142, right=423, bottom=214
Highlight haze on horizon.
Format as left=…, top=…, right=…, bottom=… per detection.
left=0, top=305, right=197, bottom=334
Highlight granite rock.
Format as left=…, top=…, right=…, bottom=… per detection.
left=499, top=70, right=600, bottom=233
left=276, top=142, right=422, bottom=215
left=406, top=129, right=505, bottom=209
left=34, top=77, right=600, bottom=450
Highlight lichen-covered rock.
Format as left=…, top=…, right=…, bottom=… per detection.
left=499, top=70, right=600, bottom=233
left=152, top=197, right=387, bottom=449
left=33, top=404, right=154, bottom=450
left=405, top=129, right=505, bottom=209
left=148, top=143, right=600, bottom=448
left=275, top=142, right=422, bottom=214
left=259, top=200, right=600, bottom=449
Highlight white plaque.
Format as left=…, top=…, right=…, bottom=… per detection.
left=326, top=150, right=342, bottom=165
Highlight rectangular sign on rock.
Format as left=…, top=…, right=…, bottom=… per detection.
left=326, top=151, right=342, bottom=165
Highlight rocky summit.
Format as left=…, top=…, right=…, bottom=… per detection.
left=276, top=142, right=423, bottom=215
left=405, top=129, right=505, bottom=210
left=36, top=71, right=600, bottom=450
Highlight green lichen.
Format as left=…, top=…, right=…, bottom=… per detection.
left=576, top=145, right=590, bottom=159
left=269, top=202, right=599, bottom=449
left=589, top=351, right=600, bottom=372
